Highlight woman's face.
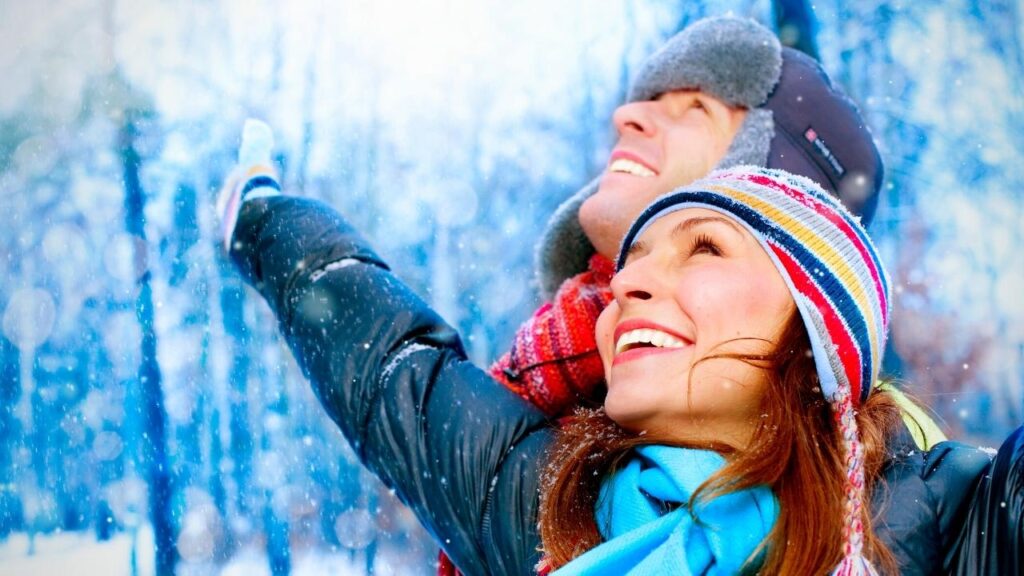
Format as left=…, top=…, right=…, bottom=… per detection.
left=596, top=207, right=796, bottom=450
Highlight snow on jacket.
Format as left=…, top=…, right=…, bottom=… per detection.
left=230, top=195, right=1024, bottom=576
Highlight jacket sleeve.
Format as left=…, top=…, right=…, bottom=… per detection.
left=948, top=425, right=1024, bottom=574
left=230, top=196, right=552, bottom=576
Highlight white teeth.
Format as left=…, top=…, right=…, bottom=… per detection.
left=615, top=328, right=688, bottom=354
left=608, top=158, right=655, bottom=177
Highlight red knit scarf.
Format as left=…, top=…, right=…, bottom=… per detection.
left=489, top=254, right=614, bottom=415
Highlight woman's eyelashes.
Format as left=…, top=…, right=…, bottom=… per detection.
left=688, top=233, right=722, bottom=257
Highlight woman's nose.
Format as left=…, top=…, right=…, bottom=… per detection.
left=610, top=259, right=657, bottom=303
left=612, top=100, right=657, bottom=137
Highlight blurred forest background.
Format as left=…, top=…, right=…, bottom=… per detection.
left=0, top=0, right=1021, bottom=574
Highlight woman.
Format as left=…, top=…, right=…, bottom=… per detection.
left=224, top=156, right=1022, bottom=573
left=539, top=168, right=900, bottom=574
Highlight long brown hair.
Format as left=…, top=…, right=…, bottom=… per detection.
left=538, top=313, right=905, bottom=574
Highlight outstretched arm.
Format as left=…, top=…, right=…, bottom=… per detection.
left=228, top=192, right=551, bottom=576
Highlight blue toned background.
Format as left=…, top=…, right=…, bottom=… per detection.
left=1, top=0, right=1021, bottom=574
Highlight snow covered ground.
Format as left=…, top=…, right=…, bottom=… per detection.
left=0, top=527, right=427, bottom=576
left=0, top=527, right=155, bottom=576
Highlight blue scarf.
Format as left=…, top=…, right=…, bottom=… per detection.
left=552, top=446, right=778, bottom=576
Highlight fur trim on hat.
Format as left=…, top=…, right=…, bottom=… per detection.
left=716, top=108, right=774, bottom=169
left=535, top=178, right=599, bottom=300
left=628, top=17, right=782, bottom=107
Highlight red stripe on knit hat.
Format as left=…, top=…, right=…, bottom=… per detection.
left=772, top=245, right=865, bottom=403
left=744, top=173, right=888, bottom=327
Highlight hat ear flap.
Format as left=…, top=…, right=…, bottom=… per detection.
left=715, top=108, right=775, bottom=171
left=534, top=178, right=600, bottom=300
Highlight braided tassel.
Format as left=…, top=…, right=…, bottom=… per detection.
left=830, top=388, right=879, bottom=576
left=831, top=554, right=879, bottom=576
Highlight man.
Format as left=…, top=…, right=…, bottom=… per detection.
left=486, top=16, right=890, bottom=421
left=220, top=16, right=959, bottom=575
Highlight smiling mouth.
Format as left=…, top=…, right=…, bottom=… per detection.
left=608, top=157, right=656, bottom=177
left=615, top=328, right=688, bottom=354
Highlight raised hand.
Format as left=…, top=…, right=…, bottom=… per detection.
left=216, top=119, right=280, bottom=250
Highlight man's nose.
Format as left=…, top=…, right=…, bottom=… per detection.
left=612, top=101, right=657, bottom=137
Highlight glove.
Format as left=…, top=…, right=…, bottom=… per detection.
left=490, top=254, right=615, bottom=416
left=216, top=119, right=280, bottom=250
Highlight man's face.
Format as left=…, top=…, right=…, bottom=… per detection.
left=579, top=90, right=748, bottom=259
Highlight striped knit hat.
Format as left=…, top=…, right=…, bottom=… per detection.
left=616, top=166, right=891, bottom=575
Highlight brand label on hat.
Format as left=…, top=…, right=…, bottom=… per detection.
left=804, top=128, right=846, bottom=177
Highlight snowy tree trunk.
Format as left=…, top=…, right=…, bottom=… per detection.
left=257, top=316, right=291, bottom=575
left=120, top=112, right=177, bottom=576
left=364, top=490, right=378, bottom=573
left=296, top=3, right=325, bottom=192
left=0, top=334, right=19, bottom=539
left=209, top=406, right=228, bottom=523
left=430, top=225, right=459, bottom=330
left=772, top=0, right=821, bottom=59
left=220, top=277, right=253, bottom=517
left=265, top=499, right=291, bottom=576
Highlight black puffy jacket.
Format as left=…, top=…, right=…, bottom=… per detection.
left=231, top=196, right=1023, bottom=575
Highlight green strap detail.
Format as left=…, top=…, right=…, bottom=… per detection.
left=876, top=381, right=947, bottom=450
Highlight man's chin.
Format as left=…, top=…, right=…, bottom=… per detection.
left=577, top=194, right=626, bottom=260
left=593, top=173, right=648, bottom=198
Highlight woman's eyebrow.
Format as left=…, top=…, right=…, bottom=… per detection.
left=624, top=239, right=649, bottom=260
left=670, top=215, right=744, bottom=240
